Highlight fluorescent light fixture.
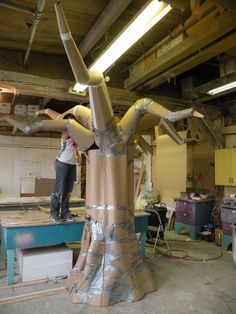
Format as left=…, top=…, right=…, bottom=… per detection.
left=207, top=81, right=236, bottom=95
left=73, top=0, right=172, bottom=93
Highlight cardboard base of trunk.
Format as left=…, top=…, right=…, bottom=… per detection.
left=66, top=225, right=155, bottom=306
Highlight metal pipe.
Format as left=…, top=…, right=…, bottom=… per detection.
left=0, top=0, right=33, bottom=14
left=23, top=0, right=47, bottom=68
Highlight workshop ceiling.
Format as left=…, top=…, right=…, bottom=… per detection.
left=0, top=0, right=236, bottom=117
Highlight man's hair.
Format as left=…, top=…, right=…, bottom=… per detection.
left=63, top=113, right=75, bottom=120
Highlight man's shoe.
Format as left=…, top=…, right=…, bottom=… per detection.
left=62, top=212, right=74, bottom=222
left=50, top=214, right=61, bottom=223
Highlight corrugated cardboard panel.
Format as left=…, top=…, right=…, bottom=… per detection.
left=155, top=130, right=187, bottom=206
left=0, top=102, right=11, bottom=114
left=14, top=104, right=27, bottom=115
left=27, top=105, right=40, bottom=116
left=35, top=178, right=55, bottom=195
left=16, top=245, right=72, bottom=282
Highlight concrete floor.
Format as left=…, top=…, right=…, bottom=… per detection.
left=0, top=230, right=236, bottom=314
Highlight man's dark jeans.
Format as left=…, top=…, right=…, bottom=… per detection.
left=51, top=159, right=76, bottom=217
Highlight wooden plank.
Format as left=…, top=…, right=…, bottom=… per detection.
left=0, top=287, right=66, bottom=305
left=0, top=278, right=58, bottom=292
left=138, top=136, right=153, bottom=155
left=0, top=208, right=85, bottom=227
left=134, top=162, right=145, bottom=201
left=0, top=196, right=84, bottom=206
left=186, top=7, right=224, bottom=36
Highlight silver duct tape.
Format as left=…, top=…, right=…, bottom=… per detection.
left=104, top=264, right=125, bottom=274
left=93, top=118, right=125, bottom=157
left=105, top=250, right=128, bottom=263
left=69, top=209, right=149, bottom=304
left=167, top=111, right=176, bottom=122
left=87, top=249, right=103, bottom=258
left=23, top=120, right=44, bottom=134
left=85, top=213, right=136, bottom=243
left=86, top=204, right=128, bottom=211
left=72, top=265, right=82, bottom=273
left=133, top=98, right=153, bottom=115
left=61, top=31, right=72, bottom=41
left=91, top=236, right=136, bottom=244
left=91, top=220, right=104, bottom=241
left=63, top=120, right=73, bottom=132
left=72, top=252, right=147, bottom=304
left=167, top=108, right=192, bottom=122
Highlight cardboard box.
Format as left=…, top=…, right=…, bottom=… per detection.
left=0, top=102, right=11, bottom=114
left=35, top=177, right=55, bottom=195
left=27, top=105, right=40, bottom=116
left=14, top=104, right=27, bottom=115
left=16, top=245, right=72, bottom=282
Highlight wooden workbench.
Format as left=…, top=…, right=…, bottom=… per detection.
left=0, top=208, right=149, bottom=285
left=0, top=196, right=85, bottom=210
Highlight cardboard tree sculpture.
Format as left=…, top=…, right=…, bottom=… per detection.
left=1, top=2, right=203, bottom=306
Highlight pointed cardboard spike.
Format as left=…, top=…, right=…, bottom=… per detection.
left=188, top=117, right=199, bottom=139
left=159, top=119, right=185, bottom=145
left=194, top=117, right=224, bottom=148
left=192, top=111, right=204, bottom=119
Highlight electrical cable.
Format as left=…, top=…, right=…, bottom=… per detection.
left=146, top=239, right=224, bottom=262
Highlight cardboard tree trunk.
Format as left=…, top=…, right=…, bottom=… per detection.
left=67, top=150, right=155, bottom=306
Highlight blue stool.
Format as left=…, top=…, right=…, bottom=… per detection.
left=175, top=222, right=201, bottom=240
left=221, top=234, right=232, bottom=251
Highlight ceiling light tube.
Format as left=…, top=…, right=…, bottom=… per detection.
left=73, top=0, right=172, bottom=93
left=207, top=81, right=236, bottom=95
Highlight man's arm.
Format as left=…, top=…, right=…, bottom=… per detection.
left=76, top=149, right=82, bottom=166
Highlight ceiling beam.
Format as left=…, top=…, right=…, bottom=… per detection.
left=124, top=10, right=236, bottom=90
left=79, top=0, right=132, bottom=58
left=0, top=70, right=139, bottom=106
left=182, top=72, right=236, bottom=103
left=0, top=70, right=87, bottom=102
left=139, top=31, right=236, bottom=91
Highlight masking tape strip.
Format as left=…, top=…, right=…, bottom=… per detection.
left=86, top=205, right=127, bottom=211
left=61, top=32, right=72, bottom=41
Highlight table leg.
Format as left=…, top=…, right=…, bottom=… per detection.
left=7, top=249, right=15, bottom=285
left=140, top=231, right=146, bottom=257
left=1, top=238, right=6, bottom=257
left=1, top=227, right=6, bottom=257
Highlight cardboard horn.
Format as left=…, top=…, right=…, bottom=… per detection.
left=59, top=105, right=93, bottom=130
left=54, top=1, right=103, bottom=86
left=35, top=108, right=61, bottom=120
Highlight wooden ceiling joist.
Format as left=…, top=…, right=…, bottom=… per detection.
left=138, top=31, right=236, bottom=92
left=124, top=10, right=236, bottom=90
left=0, top=70, right=139, bottom=107
left=79, top=0, right=132, bottom=58
left=182, top=72, right=236, bottom=103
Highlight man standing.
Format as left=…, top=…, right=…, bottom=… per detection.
left=51, top=130, right=80, bottom=222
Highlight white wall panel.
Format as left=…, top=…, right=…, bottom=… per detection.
left=0, top=135, right=60, bottom=194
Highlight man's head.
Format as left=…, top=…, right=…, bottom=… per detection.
left=62, top=130, right=70, bottom=140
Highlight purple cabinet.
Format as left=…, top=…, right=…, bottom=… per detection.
left=175, top=198, right=213, bottom=226
left=221, top=206, right=236, bottom=236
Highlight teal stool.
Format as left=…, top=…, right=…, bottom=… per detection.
left=175, top=222, right=201, bottom=240
left=221, top=234, right=232, bottom=251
